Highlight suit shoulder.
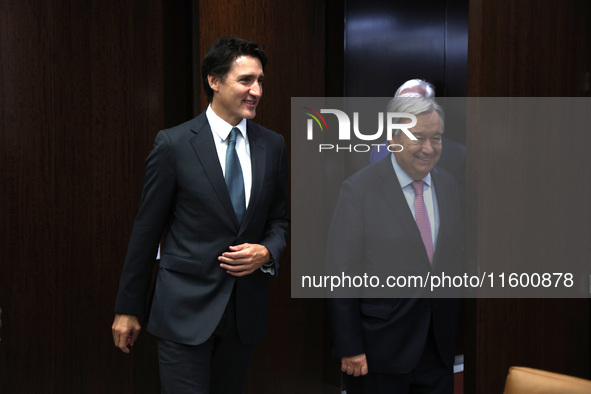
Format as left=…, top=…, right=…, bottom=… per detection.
left=432, top=167, right=460, bottom=199
left=247, top=119, right=274, bottom=134
left=432, top=166, right=456, bottom=184
left=442, top=137, right=466, bottom=156
left=247, top=120, right=284, bottom=142
left=343, top=158, right=389, bottom=190
left=157, top=113, right=208, bottom=144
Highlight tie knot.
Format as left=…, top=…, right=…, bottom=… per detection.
left=412, top=180, right=424, bottom=196
left=228, top=127, right=240, bottom=144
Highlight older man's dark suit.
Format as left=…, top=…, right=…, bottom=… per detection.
left=114, top=110, right=288, bottom=347
left=326, top=156, right=463, bottom=392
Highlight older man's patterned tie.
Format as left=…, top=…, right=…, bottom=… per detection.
left=412, top=180, right=433, bottom=264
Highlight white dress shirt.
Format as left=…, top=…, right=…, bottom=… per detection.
left=206, top=105, right=252, bottom=208
left=205, top=106, right=274, bottom=274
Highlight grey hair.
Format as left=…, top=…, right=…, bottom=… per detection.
left=394, top=79, right=436, bottom=98
left=387, top=95, right=444, bottom=137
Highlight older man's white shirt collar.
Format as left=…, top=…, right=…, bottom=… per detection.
left=390, top=153, right=432, bottom=188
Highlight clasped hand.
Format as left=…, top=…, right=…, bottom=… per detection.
left=218, top=243, right=270, bottom=277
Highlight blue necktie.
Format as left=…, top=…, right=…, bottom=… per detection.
left=225, top=127, right=246, bottom=223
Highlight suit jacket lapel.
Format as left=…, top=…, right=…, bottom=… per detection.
left=376, top=159, right=431, bottom=267
left=240, top=121, right=265, bottom=232
left=431, top=167, right=450, bottom=268
left=189, top=114, right=239, bottom=226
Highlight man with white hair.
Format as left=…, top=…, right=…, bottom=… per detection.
left=327, top=96, right=464, bottom=393
left=369, top=79, right=465, bottom=203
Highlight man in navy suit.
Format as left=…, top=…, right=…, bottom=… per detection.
left=327, top=97, right=463, bottom=393
left=111, top=36, right=288, bottom=393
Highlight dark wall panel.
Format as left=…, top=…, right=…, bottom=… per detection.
left=466, top=1, right=591, bottom=393
left=345, top=0, right=468, bottom=98
left=0, top=0, right=334, bottom=392
left=0, top=0, right=165, bottom=392
left=0, top=0, right=336, bottom=392
left=468, top=0, right=589, bottom=96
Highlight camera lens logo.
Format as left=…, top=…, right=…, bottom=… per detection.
left=303, top=107, right=329, bottom=137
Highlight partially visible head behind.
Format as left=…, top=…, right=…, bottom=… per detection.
left=202, top=36, right=268, bottom=103
left=394, top=79, right=435, bottom=98
left=388, top=96, right=444, bottom=180
left=388, top=95, right=444, bottom=136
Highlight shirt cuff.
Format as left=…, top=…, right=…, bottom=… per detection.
left=260, top=256, right=276, bottom=275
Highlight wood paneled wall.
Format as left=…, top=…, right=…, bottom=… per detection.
left=466, top=1, right=591, bottom=393
left=0, top=1, right=165, bottom=392
left=0, top=0, right=332, bottom=393
left=468, top=0, right=589, bottom=96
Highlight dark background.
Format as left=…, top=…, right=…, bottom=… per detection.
left=0, top=0, right=590, bottom=393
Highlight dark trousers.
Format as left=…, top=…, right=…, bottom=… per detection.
left=344, top=322, right=454, bottom=394
left=157, top=289, right=257, bottom=394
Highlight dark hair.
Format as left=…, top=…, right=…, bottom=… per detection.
left=201, top=36, right=268, bottom=103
